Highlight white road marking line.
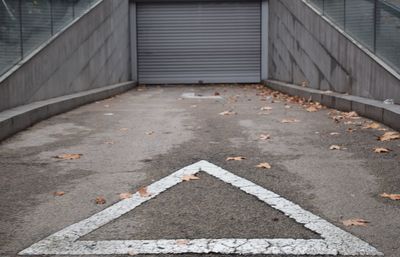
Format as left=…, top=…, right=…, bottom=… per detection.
left=19, top=160, right=383, bottom=256
left=181, top=92, right=223, bottom=99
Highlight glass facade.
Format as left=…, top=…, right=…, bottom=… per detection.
left=0, top=0, right=100, bottom=76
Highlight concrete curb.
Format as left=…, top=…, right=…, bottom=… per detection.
left=264, top=80, right=400, bottom=131
left=0, top=81, right=136, bottom=142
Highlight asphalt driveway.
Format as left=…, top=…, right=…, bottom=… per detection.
left=0, top=84, right=399, bottom=257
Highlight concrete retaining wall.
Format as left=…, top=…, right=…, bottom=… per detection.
left=0, top=0, right=131, bottom=112
left=268, top=0, right=400, bottom=104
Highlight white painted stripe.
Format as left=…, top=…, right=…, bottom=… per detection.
left=19, top=160, right=383, bottom=256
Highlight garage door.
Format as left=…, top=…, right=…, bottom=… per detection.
left=136, top=1, right=261, bottom=84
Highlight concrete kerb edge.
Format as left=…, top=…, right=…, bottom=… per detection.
left=264, top=80, right=400, bottom=131
left=0, top=81, right=137, bottom=142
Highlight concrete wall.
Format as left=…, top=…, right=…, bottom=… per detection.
left=0, top=0, right=131, bottom=112
left=268, top=0, right=400, bottom=104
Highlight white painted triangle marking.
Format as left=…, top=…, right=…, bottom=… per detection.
left=20, top=160, right=382, bottom=256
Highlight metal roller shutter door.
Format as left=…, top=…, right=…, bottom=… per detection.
left=136, top=1, right=261, bottom=84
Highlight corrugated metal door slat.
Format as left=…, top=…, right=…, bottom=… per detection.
left=137, top=1, right=261, bottom=84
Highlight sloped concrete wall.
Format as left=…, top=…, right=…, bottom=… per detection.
left=268, top=0, right=400, bottom=104
left=0, top=0, right=131, bottom=112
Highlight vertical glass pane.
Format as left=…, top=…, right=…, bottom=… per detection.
left=345, top=0, right=375, bottom=50
left=376, top=1, right=400, bottom=72
left=0, top=0, right=22, bottom=75
left=52, top=0, right=74, bottom=34
left=21, top=0, right=52, bottom=57
left=324, top=0, right=345, bottom=28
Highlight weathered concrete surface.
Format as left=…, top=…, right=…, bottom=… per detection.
left=0, top=81, right=136, bottom=142
left=268, top=0, right=400, bottom=104
left=0, top=85, right=399, bottom=257
left=0, top=0, right=131, bottom=112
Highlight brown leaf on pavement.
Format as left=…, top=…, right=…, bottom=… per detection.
left=95, top=196, right=106, bottom=205
left=363, top=122, right=381, bottom=129
left=219, top=111, right=236, bottom=116
left=55, top=154, right=82, bottom=160
left=306, top=106, right=318, bottom=112
left=182, top=174, right=200, bottom=182
left=214, top=92, right=220, bottom=96
left=138, top=187, right=151, bottom=197
left=256, top=162, right=271, bottom=169
left=380, top=193, right=400, bottom=201
left=260, top=106, right=273, bottom=111
left=373, top=147, right=390, bottom=153
left=226, top=156, right=246, bottom=161
left=146, top=131, right=155, bottom=135
left=53, top=191, right=65, bottom=197
left=119, top=192, right=133, bottom=200
left=259, top=134, right=271, bottom=140
left=120, top=128, right=129, bottom=132
left=343, top=218, right=369, bottom=227
left=379, top=132, right=400, bottom=141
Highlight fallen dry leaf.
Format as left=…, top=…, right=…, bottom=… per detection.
left=306, top=106, right=318, bottom=112
left=55, top=154, right=82, bottom=160
left=128, top=250, right=139, bottom=256
left=226, top=156, right=246, bottom=161
left=104, top=140, right=115, bottom=145
left=176, top=239, right=189, bottom=245
left=373, top=147, right=390, bottom=153
left=119, top=192, right=133, bottom=200
left=363, top=122, right=381, bottom=129
left=120, top=128, right=129, bottom=132
left=380, top=193, right=400, bottom=201
left=379, top=132, right=400, bottom=141
left=256, top=162, right=271, bottom=169
left=53, top=191, right=65, bottom=197
left=182, top=174, right=200, bottom=182
left=330, top=132, right=340, bottom=136
left=219, top=111, right=236, bottom=116
left=214, top=92, right=220, bottom=96
left=104, top=104, right=110, bottom=108
left=95, top=196, right=106, bottom=205
left=138, top=187, right=151, bottom=197
left=281, top=119, right=300, bottom=123
left=342, top=218, right=369, bottom=227
left=146, top=131, right=154, bottom=135
left=329, top=145, right=341, bottom=150
left=259, top=134, right=271, bottom=140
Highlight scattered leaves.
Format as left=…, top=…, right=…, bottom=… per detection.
left=363, top=122, right=381, bottom=129
left=329, top=145, right=341, bottom=150
left=373, top=147, right=390, bottom=153
left=119, top=192, right=133, bottom=200
left=226, top=156, right=246, bottom=161
left=55, top=154, right=82, bottom=160
left=379, top=132, right=400, bottom=142
left=138, top=187, right=151, bottom=197
left=182, top=174, right=200, bottom=181
left=53, top=191, right=65, bottom=197
left=95, top=196, right=106, bottom=205
left=342, top=218, right=369, bottom=227
left=380, top=193, right=400, bottom=201
left=256, top=162, right=272, bottom=169
left=259, top=134, right=271, bottom=140
left=219, top=111, right=237, bottom=116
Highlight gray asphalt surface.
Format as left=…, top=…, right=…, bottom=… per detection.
left=0, top=84, right=399, bottom=257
